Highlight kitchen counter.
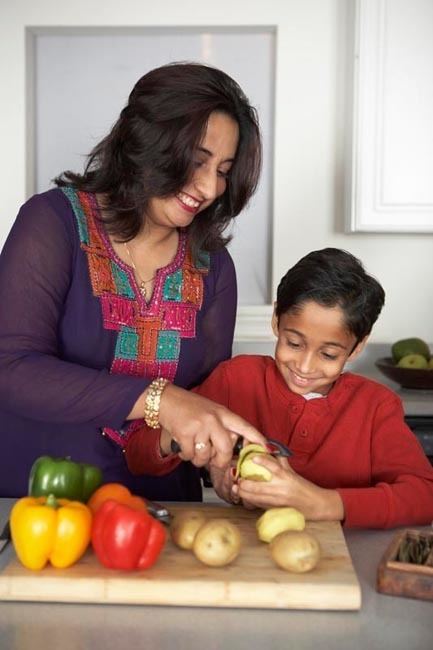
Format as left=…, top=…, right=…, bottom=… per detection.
left=0, top=497, right=432, bottom=650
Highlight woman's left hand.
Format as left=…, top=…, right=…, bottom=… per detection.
left=234, top=455, right=345, bottom=521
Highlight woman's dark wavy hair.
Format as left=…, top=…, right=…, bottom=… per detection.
left=55, top=62, right=262, bottom=254
left=275, top=248, right=385, bottom=343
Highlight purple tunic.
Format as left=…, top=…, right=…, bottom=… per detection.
left=0, top=189, right=237, bottom=499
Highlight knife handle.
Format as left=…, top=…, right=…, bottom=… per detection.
left=170, top=439, right=181, bottom=454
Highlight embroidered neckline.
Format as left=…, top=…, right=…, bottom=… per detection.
left=91, top=197, right=188, bottom=313
left=62, top=187, right=210, bottom=447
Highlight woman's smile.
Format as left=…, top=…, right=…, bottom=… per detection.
left=175, top=191, right=202, bottom=214
left=146, top=112, right=239, bottom=231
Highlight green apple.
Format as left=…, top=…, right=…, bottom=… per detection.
left=397, top=354, right=429, bottom=370
left=392, top=338, right=430, bottom=363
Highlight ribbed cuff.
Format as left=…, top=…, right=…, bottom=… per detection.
left=125, top=424, right=182, bottom=477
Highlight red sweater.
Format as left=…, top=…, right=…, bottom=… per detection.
left=125, top=355, right=433, bottom=528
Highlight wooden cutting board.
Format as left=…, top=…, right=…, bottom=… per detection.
left=0, top=504, right=361, bottom=610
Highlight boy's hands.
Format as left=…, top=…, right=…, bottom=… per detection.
left=232, top=454, right=345, bottom=522
left=208, top=463, right=239, bottom=504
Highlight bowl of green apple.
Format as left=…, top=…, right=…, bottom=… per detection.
left=375, top=338, right=433, bottom=390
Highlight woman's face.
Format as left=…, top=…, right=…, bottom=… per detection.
left=146, top=111, right=239, bottom=231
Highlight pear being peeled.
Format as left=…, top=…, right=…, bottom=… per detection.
left=235, top=443, right=272, bottom=481
left=256, top=507, right=306, bottom=543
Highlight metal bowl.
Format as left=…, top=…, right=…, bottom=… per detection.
left=375, top=357, right=433, bottom=390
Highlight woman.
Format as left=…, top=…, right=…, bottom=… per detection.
left=0, top=62, right=265, bottom=500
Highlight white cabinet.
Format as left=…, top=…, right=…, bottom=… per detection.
left=346, top=0, right=433, bottom=232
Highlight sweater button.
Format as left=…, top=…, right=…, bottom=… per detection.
left=291, top=406, right=298, bottom=413
left=300, top=430, right=308, bottom=437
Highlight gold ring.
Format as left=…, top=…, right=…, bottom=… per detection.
left=194, top=441, right=207, bottom=451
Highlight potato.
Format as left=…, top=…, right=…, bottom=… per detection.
left=170, top=510, right=207, bottom=550
left=256, top=507, right=305, bottom=543
left=192, top=518, right=242, bottom=567
left=269, top=531, right=321, bottom=573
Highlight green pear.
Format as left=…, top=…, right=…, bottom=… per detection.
left=397, top=354, right=429, bottom=370
left=392, top=338, right=430, bottom=363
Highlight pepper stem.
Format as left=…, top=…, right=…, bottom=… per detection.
left=45, top=493, right=59, bottom=509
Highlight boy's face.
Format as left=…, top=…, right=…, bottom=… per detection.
left=272, top=300, right=367, bottom=396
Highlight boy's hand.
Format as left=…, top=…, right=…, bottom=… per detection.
left=235, top=454, right=345, bottom=521
left=208, top=462, right=239, bottom=504
left=159, top=428, right=173, bottom=456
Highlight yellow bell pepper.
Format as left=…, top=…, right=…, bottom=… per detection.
left=10, top=494, right=92, bottom=570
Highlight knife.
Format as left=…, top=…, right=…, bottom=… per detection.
left=232, top=437, right=293, bottom=458
left=145, top=500, right=172, bottom=525
left=171, top=437, right=293, bottom=458
left=0, top=519, right=11, bottom=554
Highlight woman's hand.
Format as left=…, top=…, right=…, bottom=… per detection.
left=233, top=454, right=345, bottom=522
left=157, top=384, right=267, bottom=469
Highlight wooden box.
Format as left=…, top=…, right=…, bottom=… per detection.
left=377, top=528, right=433, bottom=602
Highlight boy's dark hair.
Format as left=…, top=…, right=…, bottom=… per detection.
left=275, top=248, right=385, bottom=342
left=55, top=62, right=262, bottom=256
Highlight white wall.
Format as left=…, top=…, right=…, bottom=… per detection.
left=31, top=28, right=274, bottom=307
left=1, top=0, right=432, bottom=344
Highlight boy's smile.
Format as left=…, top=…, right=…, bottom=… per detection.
left=272, top=301, right=366, bottom=396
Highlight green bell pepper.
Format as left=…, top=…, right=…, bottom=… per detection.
left=28, top=456, right=103, bottom=503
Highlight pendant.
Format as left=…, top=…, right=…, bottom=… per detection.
left=139, top=283, right=147, bottom=298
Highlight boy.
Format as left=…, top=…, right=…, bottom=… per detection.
left=126, top=248, right=433, bottom=528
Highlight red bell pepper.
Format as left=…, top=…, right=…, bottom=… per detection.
left=91, top=499, right=166, bottom=570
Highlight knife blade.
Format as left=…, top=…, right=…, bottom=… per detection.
left=0, top=519, right=11, bottom=554
left=145, top=500, right=172, bottom=525
left=232, top=436, right=293, bottom=458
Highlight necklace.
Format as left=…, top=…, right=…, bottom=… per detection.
left=123, top=242, right=156, bottom=299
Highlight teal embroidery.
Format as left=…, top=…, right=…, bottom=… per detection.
left=111, top=262, right=135, bottom=299
left=115, top=327, right=139, bottom=360
left=156, top=330, right=180, bottom=361
left=62, top=187, right=90, bottom=245
left=163, top=269, right=183, bottom=301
